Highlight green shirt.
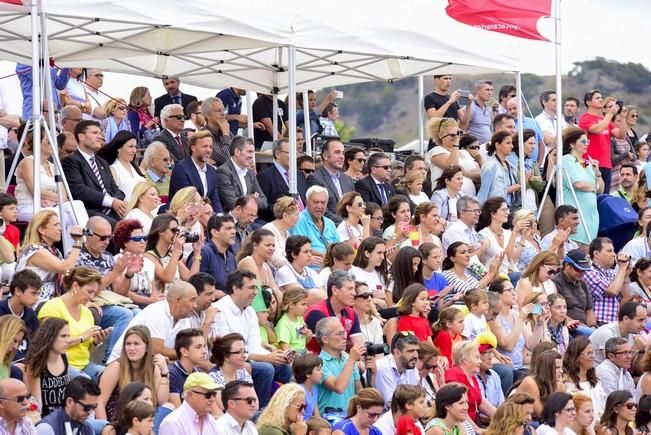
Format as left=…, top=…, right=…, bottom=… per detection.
left=275, top=313, right=307, bottom=351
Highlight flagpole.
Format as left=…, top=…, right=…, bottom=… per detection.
left=554, top=0, right=563, bottom=204
left=516, top=71, right=525, bottom=206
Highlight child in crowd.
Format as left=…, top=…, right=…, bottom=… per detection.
left=318, top=242, right=355, bottom=285
left=275, top=288, right=312, bottom=352
left=396, top=283, right=433, bottom=344
left=395, top=386, right=428, bottom=435
left=462, top=288, right=489, bottom=341
left=293, top=353, right=324, bottom=419
left=253, top=286, right=278, bottom=351
left=306, top=416, right=331, bottom=435
left=432, top=306, right=464, bottom=365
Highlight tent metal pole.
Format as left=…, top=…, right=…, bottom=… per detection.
left=418, top=76, right=425, bottom=157
left=31, top=0, right=41, bottom=213
left=303, top=92, right=312, bottom=156
left=272, top=73, right=278, bottom=141
left=516, top=71, right=526, bottom=207
left=246, top=91, right=254, bottom=141
left=288, top=45, right=297, bottom=195
left=554, top=0, right=564, bottom=204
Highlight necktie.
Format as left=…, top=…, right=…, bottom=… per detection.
left=174, top=135, right=185, bottom=157
left=172, top=95, right=181, bottom=105
left=285, top=170, right=305, bottom=211
left=378, top=183, right=387, bottom=205
left=89, top=156, right=111, bottom=214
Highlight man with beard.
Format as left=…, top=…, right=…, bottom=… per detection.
left=374, top=333, right=420, bottom=408
left=614, top=163, right=636, bottom=203
left=564, top=96, right=580, bottom=126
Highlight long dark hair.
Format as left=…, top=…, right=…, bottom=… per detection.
left=390, top=247, right=423, bottom=304
left=236, top=228, right=275, bottom=263
left=145, top=213, right=178, bottom=252
left=353, top=237, right=388, bottom=285
left=477, top=197, right=507, bottom=231
left=24, top=318, right=68, bottom=377
left=383, top=194, right=410, bottom=228
left=441, top=242, right=467, bottom=271
left=96, top=130, right=144, bottom=176
left=111, top=382, right=151, bottom=431
left=512, top=129, right=536, bottom=157
left=598, top=390, right=635, bottom=435
left=533, top=350, right=562, bottom=404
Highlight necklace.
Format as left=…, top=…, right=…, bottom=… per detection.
left=489, top=225, right=504, bottom=238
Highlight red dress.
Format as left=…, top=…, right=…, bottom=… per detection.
left=397, top=314, right=431, bottom=342
left=444, top=365, right=482, bottom=422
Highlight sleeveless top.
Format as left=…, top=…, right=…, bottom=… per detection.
left=497, top=310, right=525, bottom=369
left=146, top=249, right=179, bottom=296
left=40, top=354, right=70, bottom=417
left=16, top=244, right=63, bottom=305
left=15, top=156, right=57, bottom=207
left=424, top=418, right=461, bottom=435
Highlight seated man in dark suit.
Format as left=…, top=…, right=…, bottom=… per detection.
left=152, top=104, right=189, bottom=163
left=306, top=139, right=355, bottom=225
left=216, top=136, right=267, bottom=213
left=169, top=130, right=223, bottom=213
left=256, top=138, right=307, bottom=222
left=355, top=152, right=397, bottom=207
left=153, top=76, right=198, bottom=118
left=62, top=120, right=126, bottom=227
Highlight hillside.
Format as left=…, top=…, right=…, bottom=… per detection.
left=328, top=58, right=651, bottom=147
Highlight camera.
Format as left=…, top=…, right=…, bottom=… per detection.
left=365, top=342, right=389, bottom=356
left=180, top=231, right=200, bottom=243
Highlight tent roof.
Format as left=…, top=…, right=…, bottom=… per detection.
left=0, top=0, right=522, bottom=92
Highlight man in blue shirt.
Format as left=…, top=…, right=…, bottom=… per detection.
left=216, top=87, right=247, bottom=135
left=168, top=328, right=206, bottom=407
left=189, top=214, right=236, bottom=297
left=16, top=64, right=70, bottom=120
left=506, top=97, right=545, bottom=165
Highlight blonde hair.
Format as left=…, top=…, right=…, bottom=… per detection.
left=427, top=117, right=459, bottom=146
left=169, top=186, right=200, bottom=216
left=127, top=180, right=159, bottom=213
left=602, top=96, right=616, bottom=111
left=257, top=383, right=305, bottom=429
left=129, top=87, right=150, bottom=108
left=483, top=402, right=528, bottom=435
left=633, top=170, right=649, bottom=207
left=63, top=266, right=102, bottom=292
left=273, top=196, right=298, bottom=220
left=520, top=251, right=561, bottom=287
left=512, top=209, right=535, bottom=227
left=0, top=315, right=27, bottom=366
left=452, top=341, right=478, bottom=366
left=103, top=98, right=128, bottom=118
left=396, top=171, right=424, bottom=192
left=278, top=288, right=308, bottom=318
left=22, top=210, right=58, bottom=247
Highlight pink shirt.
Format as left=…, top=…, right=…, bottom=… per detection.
left=158, top=401, right=219, bottom=435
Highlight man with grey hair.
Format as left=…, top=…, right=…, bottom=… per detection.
left=595, top=336, right=634, bottom=398
left=85, top=68, right=107, bottom=120
left=152, top=103, right=189, bottom=162
left=442, top=195, right=489, bottom=259
left=256, top=138, right=308, bottom=221
left=305, top=270, right=364, bottom=354
left=60, top=105, right=83, bottom=134
left=142, top=141, right=172, bottom=196
left=0, top=379, right=37, bottom=433
left=290, top=185, right=340, bottom=262
left=202, top=96, right=233, bottom=167
left=154, top=76, right=197, bottom=118
left=466, top=79, right=494, bottom=143
left=313, top=315, right=365, bottom=414
left=216, top=135, right=267, bottom=212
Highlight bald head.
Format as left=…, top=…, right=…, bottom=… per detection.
left=506, top=97, right=518, bottom=116
left=167, top=281, right=197, bottom=320
left=87, top=216, right=111, bottom=233
left=167, top=280, right=195, bottom=301
left=0, top=379, right=29, bottom=420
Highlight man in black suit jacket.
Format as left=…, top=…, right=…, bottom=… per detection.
left=216, top=136, right=267, bottom=213
left=355, top=152, right=397, bottom=207
left=152, top=103, right=189, bottom=163
left=257, top=139, right=308, bottom=222
left=169, top=130, right=223, bottom=213
left=62, top=120, right=126, bottom=227
left=153, top=77, right=198, bottom=118
left=306, top=139, right=355, bottom=225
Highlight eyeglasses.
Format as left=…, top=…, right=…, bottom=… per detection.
left=440, top=130, right=464, bottom=140
left=128, top=235, right=148, bottom=242
left=191, top=390, right=218, bottom=399
left=300, top=168, right=315, bottom=174
left=328, top=330, right=346, bottom=337
left=467, top=145, right=480, bottom=150
left=354, top=292, right=374, bottom=300
left=578, top=139, right=590, bottom=145
left=290, top=403, right=307, bottom=413
left=227, top=349, right=249, bottom=356
left=543, top=264, right=560, bottom=274
left=374, top=165, right=391, bottom=170
left=75, top=400, right=98, bottom=412
left=366, top=411, right=382, bottom=419
left=232, top=397, right=258, bottom=405
left=168, top=114, right=185, bottom=120
left=116, top=105, right=127, bottom=111
left=354, top=158, right=366, bottom=163
left=613, top=350, right=635, bottom=356
left=623, top=402, right=638, bottom=410
left=580, top=350, right=595, bottom=357
left=0, top=395, right=30, bottom=403
left=93, top=233, right=113, bottom=242
left=93, top=74, right=104, bottom=78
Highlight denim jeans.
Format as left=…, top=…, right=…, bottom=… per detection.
left=492, top=363, right=514, bottom=396
left=250, top=361, right=292, bottom=407
left=570, top=324, right=594, bottom=338
left=99, top=305, right=136, bottom=364
left=69, top=362, right=105, bottom=382
left=154, top=405, right=173, bottom=434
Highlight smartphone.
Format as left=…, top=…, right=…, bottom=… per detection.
left=284, top=349, right=298, bottom=362
left=527, top=221, right=533, bottom=228
left=616, top=100, right=624, bottom=114
left=532, top=304, right=543, bottom=315
left=334, top=90, right=344, bottom=99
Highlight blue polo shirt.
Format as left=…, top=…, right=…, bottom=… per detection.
left=169, top=361, right=198, bottom=400
left=188, top=239, right=236, bottom=292
left=317, top=349, right=360, bottom=414
left=467, top=100, right=493, bottom=143
left=289, top=210, right=340, bottom=255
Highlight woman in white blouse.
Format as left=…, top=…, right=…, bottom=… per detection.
left=336, top=191, right=370, bottom=250
left=96, top=130, right=145, bottom=201
left=262, top=196, right=300, bottom=271
left=125, top=181, right=161, bottom=234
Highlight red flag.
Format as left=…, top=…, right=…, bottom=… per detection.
left=446, top=0, right=552, bottom=41
left=0, top=0, right=23, bottom=4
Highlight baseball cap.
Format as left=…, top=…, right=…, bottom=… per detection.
left=183, top=372, right=222, bottom=391
left=564, top=249, right=591, bottom=271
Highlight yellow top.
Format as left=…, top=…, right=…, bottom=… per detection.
left=38, top=297, right=94, bottom=369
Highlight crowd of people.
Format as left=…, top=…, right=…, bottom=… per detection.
left=0, top=67, right=649, bottom=435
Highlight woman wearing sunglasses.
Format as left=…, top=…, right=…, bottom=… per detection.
left=99, top=98, right=132, bottom=143
left=344, top=147, right=367, bottom=182
left=113, top=219, right=159, bottom=307
left=97, top=130, right=145, bottom=201
left=426, top=118, right=480, bottom=197
left=257, top=383, right=309, bottom=435
left=331, top=387, right=384, bottom=435
left=336, top=192, right=370, bottom=251
left=596, top=390, right=637, bottom=435
left=515, top=251, right=561, bottom=307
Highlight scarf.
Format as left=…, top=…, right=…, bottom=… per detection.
left=104, top=116, right=129, bottom=143
left=136, top=106, right=154, bottom=128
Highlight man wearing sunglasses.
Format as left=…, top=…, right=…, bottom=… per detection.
left=36, top=377, right=100, bottom=435
left=160, top=372, right=221, bottom=434
left=355, top=152, right=397, bottom=207
left=153, top=103, right=190, bottom=163
left=84, top=68, right=107, bottom=121
left=215, top=380, right=258, bottom=435
left=0, top=379, right=37, bottom=434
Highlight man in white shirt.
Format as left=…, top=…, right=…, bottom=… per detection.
left=535, top=89, right=568, bottom=155
left=108, top=280, right=197, bottom=362
left=540, top=205, right=579, bottom=259
left=84, top=68, right=107, bottom=120
left=374, top=385, right=427, bottom=435
left=442, top=196, right=489, bottom=260
left=589, top=302, right=647, bottom=364
left=595, top=337, right=635, bottom=400
left=622, top=222, right=651, bottom=265
left=210, top=269, right=292, bottom=407
left=374, top=333, right=420, bottom=408
left=214, top=380, right=259, bottom=435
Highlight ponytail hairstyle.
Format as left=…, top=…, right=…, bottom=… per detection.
left=278, top=288, right=308, bottom=318
left=321, top=242, right=355, bottom=270
left=345, top=387, right=385, bottom=418
left=433, top=306, right=462, bottom=335
left=441, top=242, right=467, bottom=271
left=486, top=130, right=512, bottom=156
left=236, top=228, right=275, bottom=263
